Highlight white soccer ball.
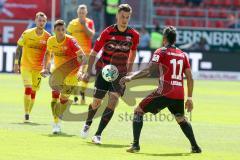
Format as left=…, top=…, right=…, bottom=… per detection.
left=102, top=64, right=119, bottom=82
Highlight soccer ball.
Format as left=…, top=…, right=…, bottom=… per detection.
left=102, top=64, right=119, bottom=82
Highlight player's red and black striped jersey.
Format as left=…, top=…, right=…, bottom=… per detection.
left=151, top=46, right=191, bottom=100
left=93, top=24, right=139, bottom=73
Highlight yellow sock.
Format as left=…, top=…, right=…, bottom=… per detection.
left=24, top=95, right=31, bottom=114
left=29, top=99, right=35, bottom=114
left=54, top=116, right=59, bottom=124
left=29, top=91, right=36, bottom=114
left=51, top=99, right=59, bottom=123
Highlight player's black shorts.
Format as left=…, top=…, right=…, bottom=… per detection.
left=139, top=90, right=184, bottom=117
left=93, top=72, right=126, bottom=99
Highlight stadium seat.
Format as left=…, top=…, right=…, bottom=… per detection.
left=219, top=9, right=229, bottom=18
left=223, top=0, right=232, bottom=7
left=163, top=0, right=173, bottom=3
left=210, top=0, right=220, bottom=6
left=179, top=19, right=189, bottom=26
left=156, top=8, right=169, bottom=16
left=215, top=20, right=225, bottom=28
left=234, top=0, right=240, bottom=7
left=165, top=18, right=176, bottom=26
left=191, top=19, right=205, bottom=27
left=208, top=8, right=219, bottom=18
left=194, top=9, right=205, bottom=17
left=174, top=0, right=185, bottom=5
left=207, top=21, right=215, bottom=28
left=168, top=8, right=177, bottom=16
left=180, top=7, right=192, bottom=16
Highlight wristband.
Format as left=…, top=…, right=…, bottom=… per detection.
left=187, top=97, right=192, bottom=100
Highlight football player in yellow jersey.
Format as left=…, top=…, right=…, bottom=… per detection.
left=41, top=20, right=87, bottom=134
left=14, top=12, right=51, bottom=123
left=67, top=4, right=95, bottom=105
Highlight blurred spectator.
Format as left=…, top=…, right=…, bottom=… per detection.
left=91, top=0, right=103, bottom=32
left=179, top=37, right=210, bottom=51
left=138, top=26, right=150, bottom=50
left=227, top=14, right=240, bottom=29
left=150, top=24, right=163, bottom=50
left=104, top=0, right=120, bottom=27
left=65, top=0, right=78, bottom=23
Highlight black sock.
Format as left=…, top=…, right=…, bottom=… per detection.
left=86, top=104, right=98, bottom=126
left=133, top=113, right=143, bottom=146
left=80, top=92, right=85, bottom=100
left=179, top=120, right=198, bottom=147
left=74, top=96, right=78, bottom=102
left=95, top=107, right=114, bottom=136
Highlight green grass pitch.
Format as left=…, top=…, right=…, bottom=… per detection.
left=0, top=74, right=240, bottom=160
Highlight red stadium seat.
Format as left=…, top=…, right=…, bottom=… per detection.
left=234, top=0, right=240, bottom=7
left=175, top=0, right=185, bottom=5
left=156, top=8, right=169, bottom=16
left=210, top=0, right=220, bottom=5
left=179, top=19, right=188, bottom=26
left=163, top=0, right=173, bottom=3
left=223, top=0, right=232, bottom=7
left=207, top=21, right=215, bottom=28
left=215, top=20, right=225, bottom=28
left=208, top=8, right=219, bottom=18
left=180, top=7, right=192, bottom=16
left=194, top=9, right=205, bottom=17
left=165, top=18, right=176, bottom=26
left=168, top=8, right=177, bottom=16
left=219, top=9, right=229, bottom=18
left=191, top=19, right=205, bottom=27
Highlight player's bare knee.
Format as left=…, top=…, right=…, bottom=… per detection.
left=134, top=106, right=144, bottom=115
left=107, top=92, right=119, bottom=110
left=92, top=99, right=102, bottom=109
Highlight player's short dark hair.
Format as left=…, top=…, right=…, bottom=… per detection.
left=118, top=4, right=132, bottom=13
left=163, top=26, right=177, bottom=45
left=54, top=19, right=65, bottom=29
left=35, top=12, right=47, bottom=19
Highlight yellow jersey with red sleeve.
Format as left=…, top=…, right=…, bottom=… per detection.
left=67, top=18, right=94, bottom=55
left=17, top=27, right=51, bottom=71
left=47, top=34, right=81, bottom=76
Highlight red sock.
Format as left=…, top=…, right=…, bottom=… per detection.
left=25, top=87, right=32, bottom=95
left=52, top=91, right=60, bottom=99
left=31, top=91, right=36, bottom=100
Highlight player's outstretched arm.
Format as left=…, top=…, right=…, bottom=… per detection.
left=14, top=45, right=22, bottom=73
left=120, top=62, right=158, bottom=85
left=184, top=68, right=194, bottom=112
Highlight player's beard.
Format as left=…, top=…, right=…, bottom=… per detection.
left=37, top=25, right=44, bottom=30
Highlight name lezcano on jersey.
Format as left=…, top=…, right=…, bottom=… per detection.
left=167, top=52, right=184, bottom=57
left=171, top=80, right=183, bottom=86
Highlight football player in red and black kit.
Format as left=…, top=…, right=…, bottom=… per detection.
left=81, top=4, right=139, bottom=144
left=120, top=26, right=202, bottom=153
